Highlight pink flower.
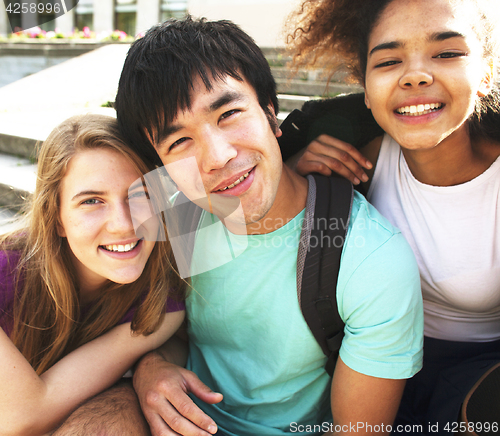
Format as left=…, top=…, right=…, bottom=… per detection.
left=82, top=26, right=92, bottom=38
left=27, top=26, right=42, bottom=38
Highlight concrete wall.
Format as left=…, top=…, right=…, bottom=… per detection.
left=55, top=8, right=76, bottom=34
left=0, top=54, right=72, bottom=88
left=93, top=0, right=114, bottom=33
left=0, top=2, right=8, bottom=36
left=137, top=0, right=161, bottom=34
left=188, top=0, right=300, bottom=47
left=0, top=43, right=109, bottom=88
left=0, top=1, right=299, bottom=47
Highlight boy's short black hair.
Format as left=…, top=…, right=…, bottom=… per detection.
left=115, top=16, right=279, bottom=167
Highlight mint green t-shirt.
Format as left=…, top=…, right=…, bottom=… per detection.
left=186, top=191, right=423, bottom=436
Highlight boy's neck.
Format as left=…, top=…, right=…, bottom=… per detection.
left=246, top=164, right=308, bottom=235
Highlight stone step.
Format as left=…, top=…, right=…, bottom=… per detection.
left=0, top=44, right=130, bottom=112
left=276, top=78, right=361, bottom=98
left=271, top=67, right=310, bottom=81
left=271, top=65, right=352, bottom=82
left=0, top=153, right=36, bottom=210
left=0, top=132, right=38, bottom=160
left=261, top=47, right=289, bottom=66
left=278, top=94, right=314, bottom=112
left=260, top=47, right=286, bottom=56
left=0, top=107, right=117, bottom=160
left=0, top=207, right=17, bottom=233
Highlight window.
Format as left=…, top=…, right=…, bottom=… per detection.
left=75, top=0, right=93, bottom=30
left=160, top=0, right=187, bottom=21
left=115, top=0, right=136, bottom=35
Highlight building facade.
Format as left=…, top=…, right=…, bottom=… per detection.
left=0, top=0, right=296, bottom=47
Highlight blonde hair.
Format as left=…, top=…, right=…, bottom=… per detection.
left=1, top=114, right=184, bottom=374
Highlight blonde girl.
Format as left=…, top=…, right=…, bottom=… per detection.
left=0, top=114, right=185, bottom=435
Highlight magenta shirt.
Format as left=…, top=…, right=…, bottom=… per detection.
left=0, top=250, right=184, bottom=335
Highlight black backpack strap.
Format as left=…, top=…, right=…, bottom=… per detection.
left=298, top=174, right=353, bottom=376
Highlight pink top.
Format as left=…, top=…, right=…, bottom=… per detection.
left=0, top=250, right=184, bottom=335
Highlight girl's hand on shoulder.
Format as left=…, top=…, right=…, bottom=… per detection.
left=291, top=134, right=373, bottom=185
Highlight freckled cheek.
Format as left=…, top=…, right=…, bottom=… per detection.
left=364, top=87, right=384, bottom=114
left=65, top=215, right=103, bottom=245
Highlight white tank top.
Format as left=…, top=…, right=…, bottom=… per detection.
left=368, top=134, right=500, bottom=342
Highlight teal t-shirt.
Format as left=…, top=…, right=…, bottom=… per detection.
left=186, top=191, right=423, bottom=436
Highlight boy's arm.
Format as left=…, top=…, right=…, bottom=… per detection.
left=329, top=358, right=405, bottom=435
left=325, top=214, right=423, bottom=435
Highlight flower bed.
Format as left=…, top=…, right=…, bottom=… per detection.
left=1, top=26, right=136, bottom=43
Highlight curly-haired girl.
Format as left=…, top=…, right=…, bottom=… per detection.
left=286, top=0, right=500, bottom=430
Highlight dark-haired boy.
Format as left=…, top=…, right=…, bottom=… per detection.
left=55, top=17, right=423, bottom=436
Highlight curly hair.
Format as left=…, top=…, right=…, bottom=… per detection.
left=286, top=0, right=500, bottom=139
left=285, top=0, right=392, bottom=82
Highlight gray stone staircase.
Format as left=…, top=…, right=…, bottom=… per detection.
left=262, top=47, right=361, bottom=116
left=0, top=44, right=360, bottom=227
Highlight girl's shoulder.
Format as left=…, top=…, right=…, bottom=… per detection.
left=0, top=250, right=22, bottom=276
left=477, top=136, right=500, bottom=164
left=0, top=250, right=24, bottom=301
left=359, top=135, right=384, bottom=193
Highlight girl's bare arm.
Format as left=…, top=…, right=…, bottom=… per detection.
left=0, top=309, right=184, bottom=436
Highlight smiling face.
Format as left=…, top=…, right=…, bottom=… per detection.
left=364, top=0, right=492, bottom=152
left=58, top=148, right=156, bottom=300
left=155, top=75, right=285, bottom=230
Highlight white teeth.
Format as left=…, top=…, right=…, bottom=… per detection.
left=396, top=103, right=442, bottom=116
left=218, top=171, right=250, bottom=191
left=104, top=241, right=139, bottom=253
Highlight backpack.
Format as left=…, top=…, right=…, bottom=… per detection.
left=279, top=103, right=357, bottom=376
left=298, top=173, right=353, bottom=377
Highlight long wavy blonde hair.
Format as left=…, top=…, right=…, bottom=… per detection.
left=0, top=114, right=184, bottom=375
